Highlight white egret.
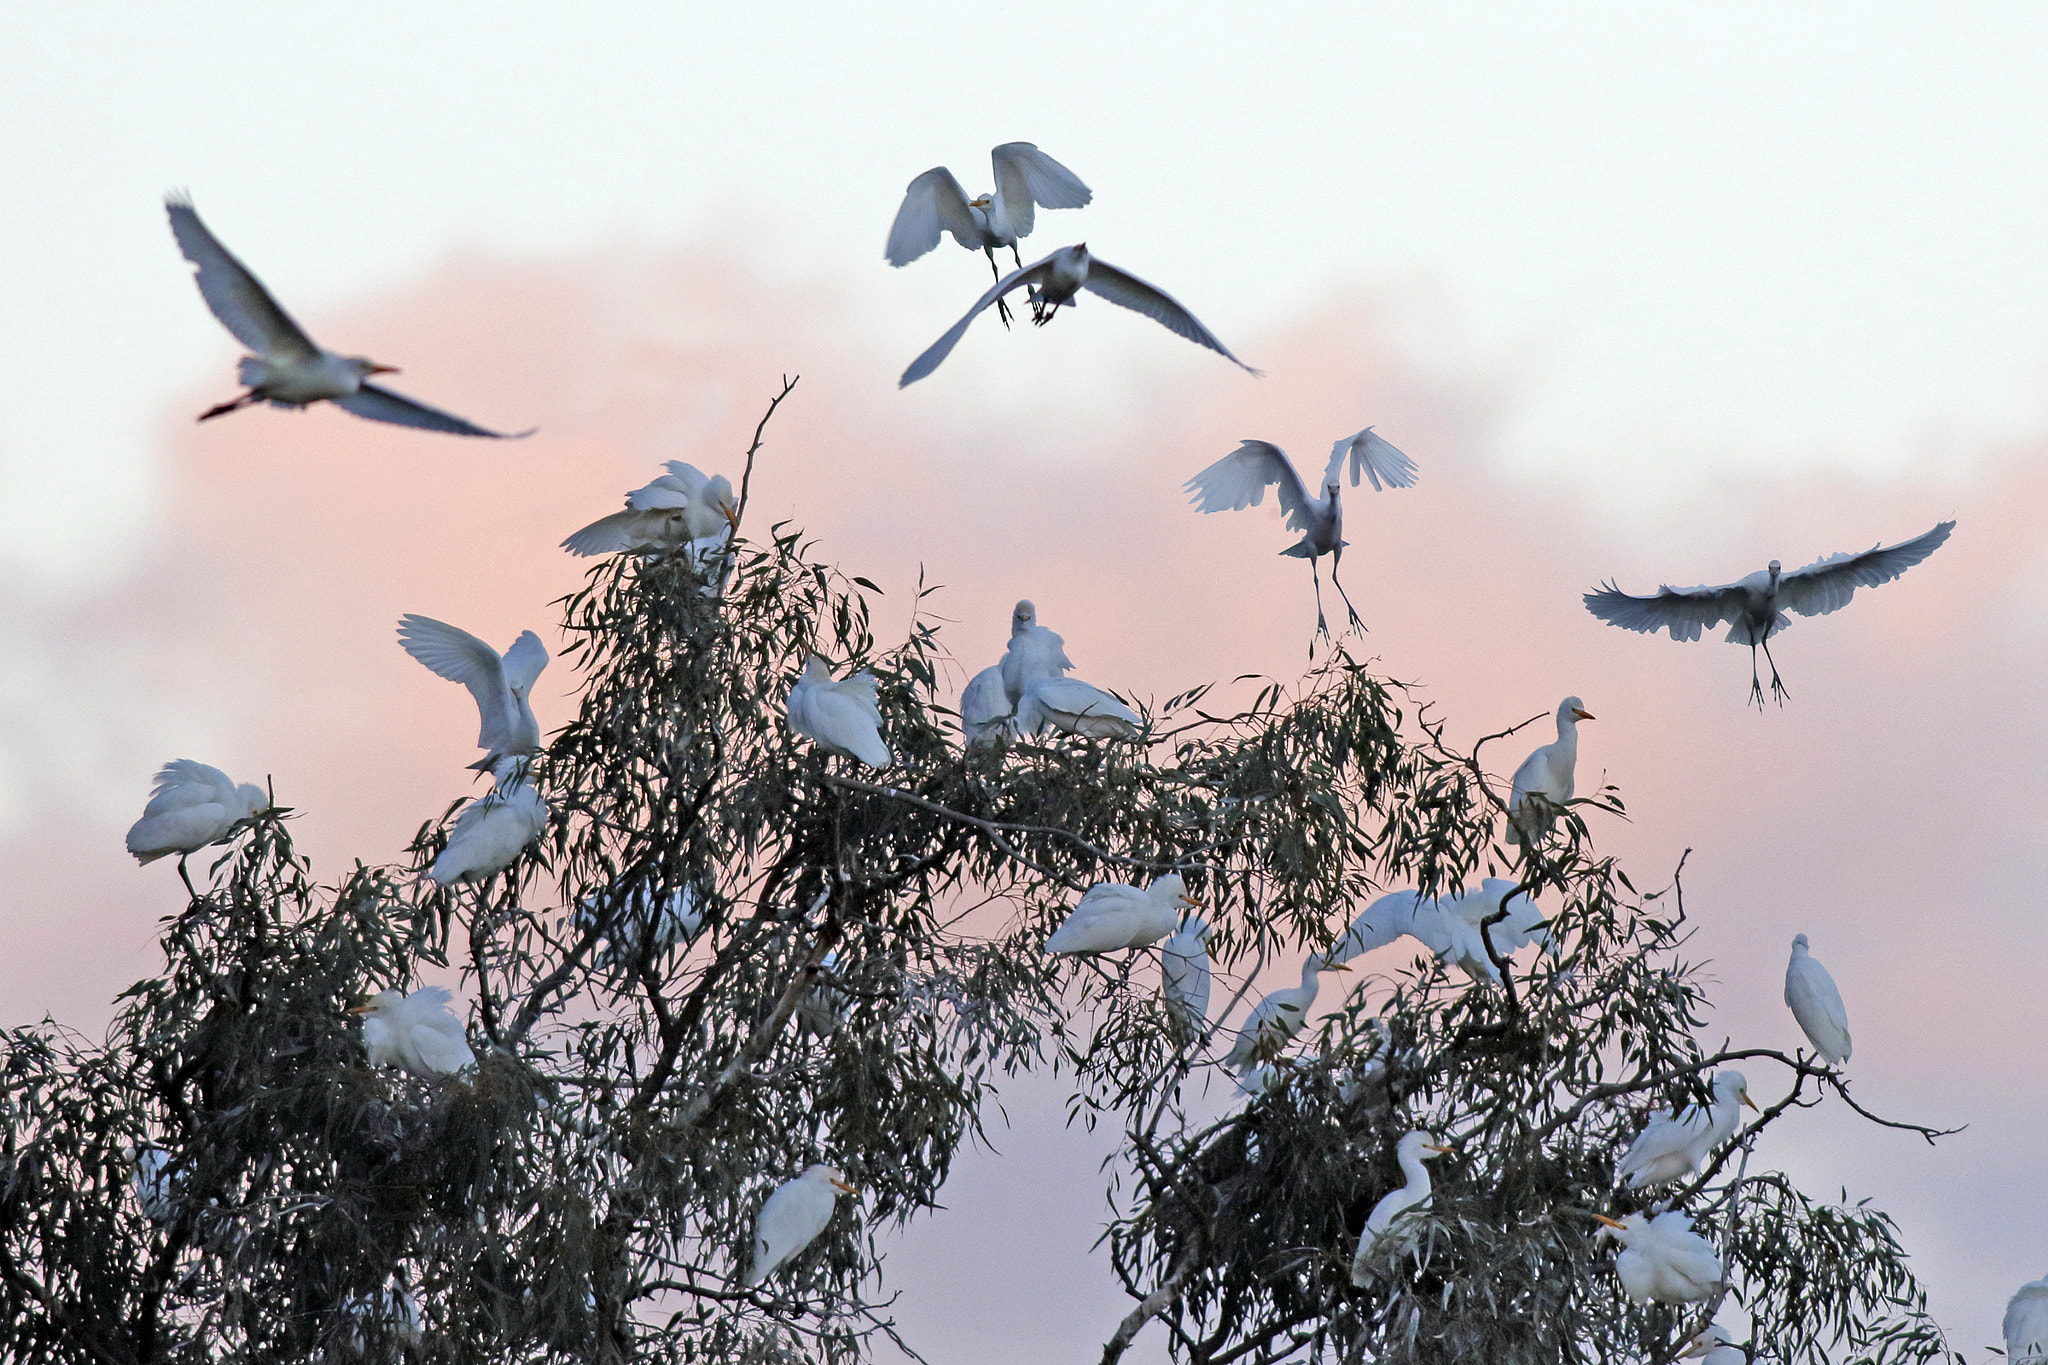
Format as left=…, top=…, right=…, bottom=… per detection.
left=1044, top=873, right=1198, bottom=956
left=1616, top=1070, right=1757, bottom=1188
left=1583, top=520, right=1955, bottom=705
left=2007, top=1274, right=2048, bottom=1365
left=1183, top=429, right=1417, bottom=636
left=1507, top=698, right=1593, bottom=846
left=1681, top=1324, right=1746, bottom=1365
left=573, top=883, right=705, bottom=970
left=397, top=615, right=549, bottom=773
left=1159, top=917, right=1211, bottom=1032
left=1595, top=1210, right=1723, bottom=1304
left=743, top=1164, right=856, bottom=1287
left=1329, top=890, right=1425, bottom=964
left=885, top=142, right=1092, bottom=281
left=1234, top=1063, right=1284, bottom=1097
left=125, top=761, right=267, bottom=875
left=353, top=986, right=476, bottom=1078
left=1436, top=880, right=1550, bottom=985
left=1017, top=676, right=1141, bottom=739
left=1784, top=933, right=1851, bottom=1065
left=959, top=665, right=1015, bottom=747
left=120, top=1145, right=178, bottom=1224
left=562, top=462, right=737, bottom=557
left=799, top=951, right=852, bottom=1036
left=165, top=195, right=530, bottom=438
left=999, top=600, right=1074, bottom=707
left=427, top=760, right=548, bottom=885
left=786, top=657, right=892, bottom=768
left=341, top=1284, right=423, bottom=1351
left=1349, top=1130, right=1452, bottom=1284
left=1223, top=955, right=1349, bottom=1072
left=900, top=243, right=1256, bottom=387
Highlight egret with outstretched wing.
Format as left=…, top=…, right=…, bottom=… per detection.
left=885, top=142, right=1092, bottom=279
left=398, top=615, right=549, bottom=772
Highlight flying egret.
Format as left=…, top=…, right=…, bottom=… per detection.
left=743, top=1164, right=857, bottom=1287
left=1681, top=1324, right=1747, bottom=1365
left=2007, top=1274, right=2048, bottom=1365
left=120, top=1145, right=178, bottom=1224
left=427, top=759, right=548, bottom=885
left=1224, top=955, right=1348, bottom=1072
left=1583, top=520, right=1955, bottom=706
left=398, top=616, right=549, bottom=773
left=1017, top=676, right=1141, bottom=739
left=1349, top=1130, right=1452, bottom=1284
left=959, top=665, right=1015, bottom=747
left=164, top=195, right=531, bottom=438
left=1160, top=917, right=1212, bottom=1033
left=1183, top=430, right=1418, bottom=637
left=786, top=657, right=892, bottom=767
left=353, top=986, right=477, bottom=1078
left=125, top=761, right=267, bottom=881
left=1784, top=934, right=1851, bottom=1065
left=1616, top=1070, right=1757, bottom=1188
left=573, top=883, right=705, bottom=971
left=999, top=600, right=1075, bottom=707
left=1044, top=873, right=1198, bottom=956
left=900, top=243, right=1256, bottom=387
left=562, top=462, right=737, bottom=557
left=885, top=142, right=1092, bottom=283
left=1595, top=1211, right=1723, bottom=1304
left=1507, top=698, right=1593, bottom=846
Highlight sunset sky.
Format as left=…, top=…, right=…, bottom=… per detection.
left=1, top=5, right=2042, bottom=1355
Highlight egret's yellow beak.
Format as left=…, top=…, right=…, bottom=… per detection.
left=831, top=1178, right=857, bottom=1194
left=369, top=364, right=401, bottom=375
left=1593, top=1214, right=1627, bottom=1230
left=1572, top=708, right=1595, bottom=721
left=1742, top=1093, right=1760, bottom=1113
left=1423, top=1143, right=1452, bottom=1154
left=346, top=1003, right=376, bottom=1015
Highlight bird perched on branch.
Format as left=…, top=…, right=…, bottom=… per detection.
left=427, top=757, right=548, bottom=885
left=1224, top=955, right=1348, bottom=1072
left=1044, top=874, right=1198, bottom=956
left=1507, top=697, right=1593, bottom=846
left=1616, top=1070, right=1756, bottom=1188
left=999, top=600, right=1074, bottom=706
left=1160, top=918, right=1211, bottom=1033
left=125, top=761, right=267, bottom=873
left=1017, top=676, right=1141, bottom=739
left=1350, top=1130, right=1452, bottom=1284
left=1784, top=933, right=1851, bottom=1065
left=1596, top=1210, right=1722, bottom=1303
left=353, top=986, right=476, bottom=1078
left=744, top=1164, right=857, bottom=1287
left=562, top=462, right=736, bottom=557
left=786, top=657, right=892, bottom=768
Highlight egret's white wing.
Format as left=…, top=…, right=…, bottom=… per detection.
left=406, top=1021, right=476, bottom=1076
left=501, top=630, right=550, bottom=696
left=1582, top=580, right=1746, bottom=643
left=661, top=463, right=713, bottom=500
left=334, top=383, right=533, bottom=439
left=630, top=476, right=694, bottom=512
left=1184, top=441, right=1316, bottom=531
left=807, top=690, right=891, bottom=768
left=1324, top=427, right=1420, bottom=492
left=1329, top=890, right=1422, bottom=964
left=885, top=167, right=982, bottom=266
left=142, top=760, right=237, bottom=816
left=561, top=511, right=641, bottom=556
left=1078, top=258, right=1258, bottom=373
left=989, top=142, right=1092, bottom=241
left=397, top=615, right=511, bottom=751
left=2007, top=1278, right=2048, bottom=1365
left=1775, top=520, right=1955, bottom=618
left=164, top=196, right=319, bottom=363
left=899, top=257, right=1056, bottom=386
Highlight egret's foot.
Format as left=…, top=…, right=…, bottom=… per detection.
left=197, top=392, right=258, bottom=422
left=1768, top=672, right=1790, bottom=706
left=1344, top=604, right=1367, bottom=634
left=1747, top=674, right=1767, bottom=710
left=996, top=295, right=1014, bottom=330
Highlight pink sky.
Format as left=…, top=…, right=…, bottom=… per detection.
left=2, top=238, right=2038, bottom=1355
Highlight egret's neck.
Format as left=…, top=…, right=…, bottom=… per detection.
left=1554, top=712, right=1579, bottom=757
left=1396, top=1149, right=1434, bottom=1196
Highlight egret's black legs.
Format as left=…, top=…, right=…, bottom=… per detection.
left=1329, top=548, right=1367, bottom=634
left=1761, top=634, right=1790, bottom=706
left=198, top=391, right=259, bottom=422
left=985, top=251, right=1013, bottom=328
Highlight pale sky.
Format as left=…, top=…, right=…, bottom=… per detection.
left=0, top=5, right=2041, bottom=1358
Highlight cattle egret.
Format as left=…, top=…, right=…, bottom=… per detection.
left=563, top=462, right=737, bottom=557
left=1617, top=1071, right=1756, bottom=1188
left=2007, top=1275, right=2048, bottom=1365
left=1044, top=874, right=1197, bottom=956
left=341, top=1285, right=423, bottom=1350
left=573, top=883, right=705, bottom=970
left=1330, top=890, right=1426, bottom=964
left=1349, top=1130, right=1452, bottom=1284
left=121, top=1145, right=178, bottom=1224
left=1000, top=600, right=1075, bottom=706
left=398, top=616, right=549, bottom=772
left=885, top=142, right=1092, bottom=283
left=1224, top=956, right=1348, bottom=1072
left=165, top=196, right=530, bottom=438
left=786, top=657, right=892, bottom=767
left=427, top=760, right=548, bottom=885
left=1184, top=430, right=1417, bottom=636
left=1160, top=918, right=1212, bottom=1033
left=959, top=665, right=1015, bottom=747
left=900, top=244, right=1255, bottom=386
left=1596, top=1211, right=1723, bottom=1304
left=1583, top=520, right=1955, bottom=705
left=1507, top=698, right=1593, bottom=846
left=354, top=986, right=476, bottom=1078
left=125, top=761, right=267, bottom=878
left=799, top=951, right=852, bottom=1036
left=1784, top=934, right=1851, bottom=1065
left=1682, top=1324, right=1746, bottom=1365
left=744, top=1164, right=856, bottom=1287
left=1332, top=882, right=1545, bottom=986
left=1017, top=676, right=1141, bottom=739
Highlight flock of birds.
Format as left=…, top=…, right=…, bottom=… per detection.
left=95, top=147, right=2034, bottom=1358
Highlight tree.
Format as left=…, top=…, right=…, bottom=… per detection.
left=0, top=384, right=1963, bottom=1364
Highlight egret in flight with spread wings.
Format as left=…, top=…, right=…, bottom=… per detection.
left=1184, top=428, right=1418, bottom=637
left=2007, top=1274, right=2048, bottom=1365
left=1507, top=698, right=1593, bottom=846
left=1595, top=1210, right=1723, bottom=1304
left=1616, top=1070, right=1756, bottom=1188
left=900, top=244, right=1256, bottom=386
left=786, top=657, right=893, bottom=768
left=1785, top=934, right=1851, bottom=1065
left=398, top=615, right=549, bottom=772
left=744, top=1164, right=857, bottom=1287
left=1350, top=1130, right=1452, bottom=1284
left=1584, top=520, right=1955, bottom=706
left=563, top=462, right=736, bottom=557
left=885, top=142, right=1092, bottom=285
left=353, top=986, right=476, bottom=1078
left=164, top=196, right=531, bottom=438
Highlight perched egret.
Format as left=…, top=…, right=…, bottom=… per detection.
left=959, top=665, right=1015, bottom=747
left=1329, top=881, right=1545, bottom=986
left=125, top=761, right=267, bottom=874
left=1616, top=1071, right=1757, bottom=1188
left=1000, top=600, right=1074, bottom=706
left=1784, top=934, right=1851, bottom=1065
left=900, top=243, right=1256, bottom=386
left=562, top=462, right=737, bottom=557
left=1224, top=956, right=1348, bottom=1072
left=573, top=883, right=705, bottom=970
left=2006, top=1274, right=2048, bottom=1365
left=1349, top=1130, right=1452, bottom=1284
left=353, top=986, right=477, bottom=1078
left=398, top=616, right=549, bottom=772
left=340, top=1284, right=423, bottom=1351
left=885, top=142, right=1092, bottom=282
left=120, top=1145, right=178, bottom=1224
left=1184, top=429, right=1418, bottom=636
left=744, top=1164, right=856, bottom=1287
left=427, top=759, right=548, bottom=885
left=798, top=951, right=852, bottom=1036
left=1159, top=918, right=1212, bottom=1033
left=1044, top=874, right=1198, bottom=956
left=1682, top=1324, right=1747, bottom=1365
left=786, top=657, right=892, bottom=767
left=1583, top=520, right=1955, bottom=705
left=1329, top=890, right=1426, bottom=964
left=165, top=196, right=530, bottom=438
left=1596, top=1210, right=1723, bottom=1304
left=1017, top=676, right=1141, bottom=739
left=1507, top=698, right=1593, bottom=846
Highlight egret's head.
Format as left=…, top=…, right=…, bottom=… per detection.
left=1593, top=1211, right=1642, bottom=1241
left=970, top=194, right=992, bottom=209
left=348, top=356, right=400, bottom=378
left=1768, top=559, right=1783, bottom=574
left=1714, top=1070, right=1759, bottom=1112
left=802, top=655, right=833, bottom=682
left=1791, top=932, right=1810, bottom=952
left=1561, top=696, right=1594, bottom=722
left=348, top=988, right=405, bottom=1019
left=1011, top=600, right=1037, bottom=632
left=1398, top=1130, right=1451, bottom=1161
left=804, top=1163, right=856, bottom=1194
left=1682, top=1325, right=1735, bottom=1358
